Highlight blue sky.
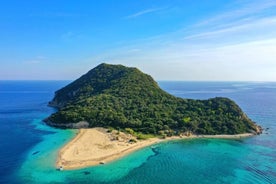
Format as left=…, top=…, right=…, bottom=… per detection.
left=1, top=0, right=276, bottom=81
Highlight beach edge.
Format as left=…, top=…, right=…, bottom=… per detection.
left=56, top=128, right=257, bottom=170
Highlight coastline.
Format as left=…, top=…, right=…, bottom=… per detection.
left=56, top=128, right=255, bottom=170
left=56, top=128, right=161, bottom=170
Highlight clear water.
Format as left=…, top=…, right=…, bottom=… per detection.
left=0, top=81, right=275, bottom=184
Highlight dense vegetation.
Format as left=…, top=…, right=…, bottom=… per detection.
left=45, top=63, right=259, bottom=136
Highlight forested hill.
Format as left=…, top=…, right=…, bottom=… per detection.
left=45, top=63, right=260, bottom=135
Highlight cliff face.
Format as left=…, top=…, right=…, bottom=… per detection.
left=45, top=63, right=260, bottom=135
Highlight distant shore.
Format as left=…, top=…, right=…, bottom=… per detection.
left=56, top=128, right=255, bottom=170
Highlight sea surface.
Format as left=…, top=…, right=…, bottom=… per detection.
left=0, top=81, right=275, bottom=184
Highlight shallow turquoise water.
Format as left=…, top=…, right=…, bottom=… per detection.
left=17, top=129, right=276, bottom=184
left=1, top=81, right=275, bottom=183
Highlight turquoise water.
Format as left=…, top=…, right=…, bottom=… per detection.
left=0, top=81, right=275, bottom=183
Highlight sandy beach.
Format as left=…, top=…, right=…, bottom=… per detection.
left=56, top=128, right=254, bottom=170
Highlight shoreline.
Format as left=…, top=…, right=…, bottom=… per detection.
left=56, top=128, right=255, bottom=170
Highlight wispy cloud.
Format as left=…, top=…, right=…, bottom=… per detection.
left=85, top=0, right=276, bottom=81
left=183, top=17, right=276, bottom=41
left=183, top=0, right=276, bottom=44
left=194, top=0, right=276, bottom=28
left=24, top=56, right=46, bottom=64
left=124, top=8, right=164, bottom=19
left=93, top=37, right=276, bottom=81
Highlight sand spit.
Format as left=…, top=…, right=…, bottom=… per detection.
left=56, top=128, right=254, bottom=170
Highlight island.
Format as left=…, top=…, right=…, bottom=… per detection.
left=44, top=63, right=261, bottom=169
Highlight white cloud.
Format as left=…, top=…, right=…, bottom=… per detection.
left=83, top=0, right=276, bottom=81
left=25, top=60, right=41, bottom=64
left=181, top=0, right=276, bottom=46
left=183, top=17, right=276, bottom=42
left=88, top=35, right=276, bottom=81
left=194, top=0, right=276, bottom=28
left=124, top=8, right=164, bottom=19
left=24, top=56, right=47, bottom=64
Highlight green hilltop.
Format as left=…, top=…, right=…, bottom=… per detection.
left=45, top=63, right=260, bottom=136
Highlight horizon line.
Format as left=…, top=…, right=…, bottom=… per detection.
left=1, top=79, right=276, bottom=83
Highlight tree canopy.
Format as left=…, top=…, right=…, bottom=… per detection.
left=45, top=63, right=259, bottom=135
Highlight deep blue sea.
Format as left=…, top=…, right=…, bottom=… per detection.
left=0, top=81, right=275, bottom=184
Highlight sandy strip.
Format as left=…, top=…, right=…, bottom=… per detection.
left=196, top=133, right=254, bottom=139
left=56, top=128, right=254, bottom=170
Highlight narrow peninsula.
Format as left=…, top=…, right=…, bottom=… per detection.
left=44, top=63, right=261, bottom=169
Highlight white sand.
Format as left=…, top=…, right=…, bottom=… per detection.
left=56, top=128, right=254, bottom=170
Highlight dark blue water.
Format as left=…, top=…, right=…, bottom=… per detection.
left=0, top=81, right=70, bottom=183
left=0, top=81, right=275, bottom=183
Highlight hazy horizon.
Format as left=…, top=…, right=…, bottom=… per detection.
left=1, top=79, right=276, bottom=82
